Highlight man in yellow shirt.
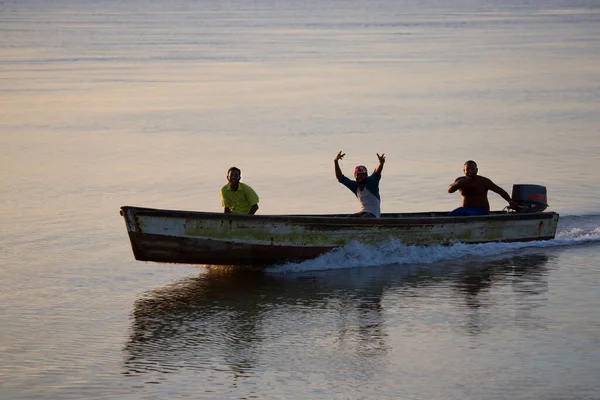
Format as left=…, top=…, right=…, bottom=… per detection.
left=220, top=167, right=259, bottom=214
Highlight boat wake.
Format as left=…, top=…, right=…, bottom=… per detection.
left=268, top=214, right=600, bottom=273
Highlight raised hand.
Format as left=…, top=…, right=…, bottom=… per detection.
left=334, top=151, right=345, bottom=162
left=375, top=153, right=386, bottom=174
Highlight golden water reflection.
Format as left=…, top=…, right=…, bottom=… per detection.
left=123, top=253, right=553, bottom=378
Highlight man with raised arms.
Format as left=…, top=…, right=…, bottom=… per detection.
left=334, top=151, right=385, bottom=218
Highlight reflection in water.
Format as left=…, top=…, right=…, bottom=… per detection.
left=124, top=268, right=273, bottom=378
left=123, top=267, right=392, bottom=378
left=123, top=253, right=554, bottom=379
left=452, top=253, right=552, bottom=335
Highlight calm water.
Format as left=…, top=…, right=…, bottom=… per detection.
left=1, top=1, right=600, bottom=399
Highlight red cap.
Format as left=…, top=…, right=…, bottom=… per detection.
left=354, top=165, right=368, bottom=176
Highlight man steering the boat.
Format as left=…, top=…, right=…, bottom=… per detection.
left=221, top=167, right=259, bottom=215
left=448, top=160, right=517, bottom=216
left=334, top=151, right=385, bottom=218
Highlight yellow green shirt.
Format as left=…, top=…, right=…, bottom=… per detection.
left=220, top=182, right=259, bottom=214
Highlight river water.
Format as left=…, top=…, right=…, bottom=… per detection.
left=1, top=1, right=600, bottom=399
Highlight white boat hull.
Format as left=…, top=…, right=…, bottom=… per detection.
left=120, top=206, right=559, bottom=267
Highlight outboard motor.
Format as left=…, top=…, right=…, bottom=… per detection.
left=511, top=184, right=548, bottom=213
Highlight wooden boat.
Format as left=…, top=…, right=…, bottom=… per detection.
left=120, top=205, right=559, bottom=267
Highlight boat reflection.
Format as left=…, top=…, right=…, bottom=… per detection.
left=123, top=252, right=554, bottom=377
left=450, top=253, right=554, bottom=335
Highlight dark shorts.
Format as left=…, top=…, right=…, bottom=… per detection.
left=448, top=207, right=489, bottom=216
left=349, top=211, right=376, bottom=218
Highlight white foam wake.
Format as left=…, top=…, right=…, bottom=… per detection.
left=268, top=218, right=600, bottom=273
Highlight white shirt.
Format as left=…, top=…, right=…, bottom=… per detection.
left=357, top=186, right=381, bottom=218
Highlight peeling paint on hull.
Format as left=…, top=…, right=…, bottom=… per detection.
left=120, top=206, right=560, bottom=267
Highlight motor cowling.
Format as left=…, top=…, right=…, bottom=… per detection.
left=511, top=184, right=548, bottom=213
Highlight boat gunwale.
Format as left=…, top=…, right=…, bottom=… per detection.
left=120, top=206, right=559, bottom=226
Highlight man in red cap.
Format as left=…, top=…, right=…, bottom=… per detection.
left=334, top=151, right=386, bottom=217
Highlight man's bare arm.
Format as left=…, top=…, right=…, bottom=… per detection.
left=334, top=151, right=345, bottom=180
left=249, top=204, right=259, bottom=215
left=488, top=180, right=517, bottom=207
left=448, top=177, right=465, bottom=193
left=375, top=153, right=385, bottom=174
